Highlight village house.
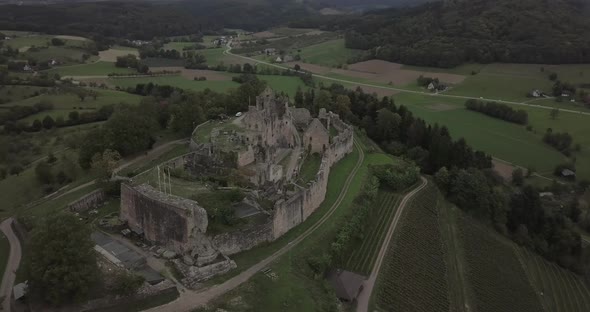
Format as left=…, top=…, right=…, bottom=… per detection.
left=264, top=48, right=277, bottom=56
left=23, top=64, right=32, bottom=71
left=530, top=89, right=542, bottom=97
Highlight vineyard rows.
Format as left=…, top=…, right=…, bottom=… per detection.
left=373, top=183, right=450, bottom=312
left=345, top=191, right=401, bottom=275
left=517, top=247, right=590, bottom=312
left=458, top=215, right=542, bottom=312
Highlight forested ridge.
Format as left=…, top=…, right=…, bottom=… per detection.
left=337, top=0, right=590, bottom=67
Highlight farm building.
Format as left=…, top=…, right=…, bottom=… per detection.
left=561, top=169, right=576, bottom=179
left=327, top=269, right=366, bottom=302
left=264, top=48, right=277, bottom=55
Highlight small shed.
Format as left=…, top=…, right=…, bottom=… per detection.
left=13, top=281, right=28, bottom=301
left=327, top=269, right=366, bottom=302
left=561, top=169, right=576, bottom=179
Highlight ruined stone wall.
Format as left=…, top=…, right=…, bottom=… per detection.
left=237, top=145, right=255, bottom=167
left=210, top=220, right=273, bottom=255
left=68, top=189, right=106, bottom=212
left=120, top=184, right=208, bottom=254
left=272, top=115, right=353, bottom=239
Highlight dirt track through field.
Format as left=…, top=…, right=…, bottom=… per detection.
left=145, top=138, right=365, bottom=311
left=355, top=176, right=428, bottom=312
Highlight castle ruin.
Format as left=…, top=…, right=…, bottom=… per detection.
left=119, top=88, right=354, bottom=286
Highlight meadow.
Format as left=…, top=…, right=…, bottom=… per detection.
left=372, top=182, right=450, bottom=312
left=110, top=76, right=239, bottom=93
left=48, top=61, right=136, bottom=76
left=0, top=85, right=47, bottom=103
left=297, top=39, right=364, bottom=68
left=392, top=92, right=587, bottom=178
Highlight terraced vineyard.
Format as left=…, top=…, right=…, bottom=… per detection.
left=516, top=247, right=590, bottom=312
left=458, top=215, right=543, bottom=312
left=345, top=191, right=401, bottom=275
left=373, top=183, right=450, bottom=312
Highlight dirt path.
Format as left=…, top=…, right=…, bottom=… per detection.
left=0, top=218, right=22, bottom=312
left=355, top=176, right=428, bottom=312
left=145, top=138, right=365, bottom=311
left=224, top=43, right=590, bottom=117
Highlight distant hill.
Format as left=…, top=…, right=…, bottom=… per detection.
left=336, top=0, right=590, bottom=67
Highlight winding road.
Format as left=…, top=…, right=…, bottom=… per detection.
left=146, top=137, right=365, bottom=311
left=0, top=218, right=22, bottom=312
left=356, top=176, right=428, bottom=312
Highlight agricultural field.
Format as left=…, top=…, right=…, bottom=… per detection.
left=345, top=191, right=401, bottom=275
left=47, top=61, right=137, bottom=76
left=392, top=92, right=585, bottom=178
left=517, top=247, right=590, bottom=312
left=259, top=75, right=308, bottom=97
left=447, top=73, right=554, bottom=102
left=372, top=182, right=450, bottom=312
left=23, top=46, right=98, bottom=65
left=163, top=41, right=199, bottom=51
left=457, top=215, right=542, bottom=312
left=201, top=48, right=227, bottom=66
left=297, top=39, right=364, bottom=68
left=8, top=89, right=142, bottom=109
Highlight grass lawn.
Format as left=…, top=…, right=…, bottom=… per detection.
left=298, top=153, right=321, bottom=185
left=48, top=61, right=137, bottom=76
left=0, top=231, right=9, bottom=282
left=297, top=39, right=364, bottom=68
left=110, top=76, right=239, bottom=93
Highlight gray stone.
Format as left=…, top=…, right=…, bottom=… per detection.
left=183, top=255, right=194, bottom=266
left=163, top=251, right=177, bottom=259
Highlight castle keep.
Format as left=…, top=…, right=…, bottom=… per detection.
left=119, top=88, right=354, bottom=286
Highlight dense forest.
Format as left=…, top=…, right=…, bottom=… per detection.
left=0, top=0, right=317, bottom=39
left=328, top=0, right=590, bottom=67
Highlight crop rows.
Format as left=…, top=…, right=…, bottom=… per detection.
left=518, top=247, right=590, bottom=312
left=374, top=183, right=450, bottom=312
left=458, top=216, right=543, bottom=312
left=345, top=191, right=401, bottom=275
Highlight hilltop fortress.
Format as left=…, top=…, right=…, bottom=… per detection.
left=119, top=88, right=353, bottom=286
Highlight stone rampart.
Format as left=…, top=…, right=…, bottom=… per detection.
left=210, top=220, right=273, bottom=255
left=120, top=184, right=208, bottom=254
left=68, top=189, right=106, bottom=212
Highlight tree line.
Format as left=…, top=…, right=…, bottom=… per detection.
left=465, top=99, right=529, bottom=125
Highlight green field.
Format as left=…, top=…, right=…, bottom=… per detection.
left=5, top=35, right=91, bottom=50
left=517, top=247, right=590, bottom=311
left=110, top=76, right=239, bottom=93
left=163, top=41, right=198, bottom=51
left=448, top=73, right=553, bottom=102
left=201, top=48, right=226, bottom=66
left=48, top=61, right=136, bottom=76
left=23, top=46, right=97, bottom=65
left=345, top=191, right=401, bottom=275
left=259, top=75, right=307, bottom=97
left=0, top=231, right=9, bottom=282
left=297, top=39, right=363, bottom=67
left=372, top=182, right=450, bottom=312
left=458, top=215, right=543, bottom=312
left=0, top=85, right=47, bottom=103
left=9, top=89, right=141, bottom=109
left=394, top=93, right=566, bottom=169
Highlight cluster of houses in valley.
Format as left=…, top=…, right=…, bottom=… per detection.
left=262, top=48, right=295, bottom=63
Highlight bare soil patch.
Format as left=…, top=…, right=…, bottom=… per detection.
left=426, top=103, right=456, bottom=112
left=252, top=31, right=276, bottom=39
left=153, top=67, right=231, bottom=81
left=493, top=159, right=515, bottom=181
left=55, top=35, right=89, bottom=41
left=348, top=59, right=466, bottom=85
left=99, top=48, right=139, bottom=62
